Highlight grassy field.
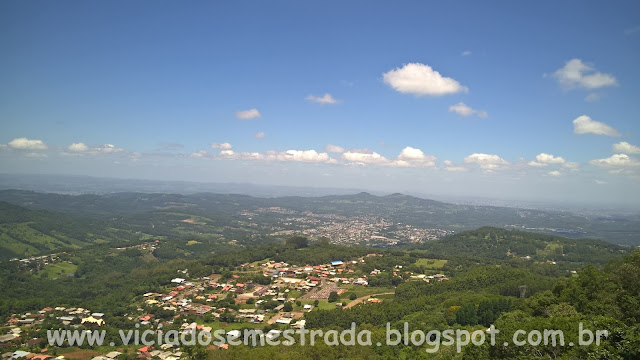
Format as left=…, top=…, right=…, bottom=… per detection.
left=415, top=258, right=448, bottom=269
left=250, top=258, right=270, bottom=267
left=298, top=299, right=340, bottom=311
left=40, top=262, right=78, bottom=279
left=537, top=243, right=563, bottom=257
left=0, top=223, right=85, bottom=259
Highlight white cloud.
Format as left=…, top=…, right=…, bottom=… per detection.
left=342, top=151, right=390, bottom=165
left=527, top=161, right=547, bottom=167
left=63, top=143, right=123, bottom=155
left=382, top=63, right=468, bottom=96
left=590, top=154, right=640, bottom=168
left=341, top=147, right=436, bottom=168
left=463, top=153, right=509, bottom=169
left=306, top=93, right=340, bottom=104
left=221, top=149, right=334, bottom=164
left=68, top=142, right=89, bottom=152
left=398, top=146, right=426, bottom=160
left=612, top=141, right=640, bottom=154
left=189, top=150, right=208, bottom=159
left=24, top=152, right=48, bottom=158
left=594, top=179, right=607, bottom=185
left=254, top=132, right=266, bottom=139
left=548, top=170, right=562, bottom=177
left=235, top=108, right=261, bottom=120
left=553, top=59, right=618, bottom=90
left=461, top=50, right=472, bottom=56
left=210, top=142, right=233, bottom=150
left=563, top=162, right=580, bottom=171
left=396, top=146, right=437, bottom=167
left=448, top=102, right=488, bottom=118
left=528, top=153, right=566, bottom=167
left=275, top=150, right=332, bottom=163
left=8, top=137, right=48, bottom=150
left=573, top=115, right=621, bottom=137
left=324, top=144, right=345, bottom=153
left=443, top=160, right=467, bottom=172
left=93, top=144, right=123, bottom=154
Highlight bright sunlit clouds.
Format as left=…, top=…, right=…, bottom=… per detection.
left=1, top=1, right=639, bottom=206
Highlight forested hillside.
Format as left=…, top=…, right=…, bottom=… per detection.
left=0, top=201, right=142, bottom=260
left=1, top=190, right=638, bottom=245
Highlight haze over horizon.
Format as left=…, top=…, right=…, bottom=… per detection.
left=1, top=1, right=639, bottom=207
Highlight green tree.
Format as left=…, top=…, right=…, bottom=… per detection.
left=285, top=235, right=308, bottom=249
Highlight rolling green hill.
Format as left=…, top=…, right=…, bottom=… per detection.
left=412, top=226, right=626, bottom=265
left=0, top=201, right=142, bottom=260
left=0, top=189, right=638, bottom=245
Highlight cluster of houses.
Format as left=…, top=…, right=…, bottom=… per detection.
left=1, top=252, right=453, bottom=359
left=258, top=258, right=378, bottom=288
left=1, top=307, right=113, bottom=360
left=408, top=273, right=449, bottom=282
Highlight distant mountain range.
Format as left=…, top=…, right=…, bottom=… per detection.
left=0, top=188, right=638, bottom=260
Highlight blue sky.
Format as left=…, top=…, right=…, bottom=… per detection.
left=1, top=1, right=639, bottom=206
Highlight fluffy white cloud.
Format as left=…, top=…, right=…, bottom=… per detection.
left=527, top=161, right=547, bottom=167
left=461, top=50, right=472, bottom=56
left=8, top=137, right=47, bottom=150
left=590, top=154, right=640, bottom=168
left=548, top=170, right=562, bottom=177
left=463, top=153, right=509, bottom=169
left=275, top=150, right=332, bottom=163
left=210, top=142, right=233, bottom=150
left=63, top=142, right=123, bottom=155
left=212, top=148, right=334, bottom=164
left=612, top=141, right=640, bottom=154
left=342, top=151, right=389, bottom=165
left=235, top=108, right=261, bottom=120
left=341, top=147, right=436, bottom=168
left=382, top=63, right=468, bottom=96
left=573, top=115, right=621, bottom=137
left=324, top=144, right=345, bottom=153
left=449, top=102, right=488, bottom=118
left=396, top=146, right=437, bottom=167
left=254, top=132, right=266, bottom=139
left=93, top=144, right=123, bottom=154
left=68, top=142, right=89, bottom=152
left=398, top=146, right=426, bottom=160
left=306, top=93, right=340, bottom=104
left=553, top=59, right=618, bottom=90
left=528, top=153, right=566, bottom=167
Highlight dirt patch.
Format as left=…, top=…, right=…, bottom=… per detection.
left=181, top=219, right=206, bottom=225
